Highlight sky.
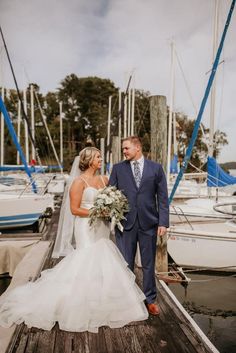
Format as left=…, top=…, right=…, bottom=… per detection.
left=0, top=0, right=235, bottom=163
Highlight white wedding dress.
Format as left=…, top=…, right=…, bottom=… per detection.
left=0, top=186, right=148, bottom=333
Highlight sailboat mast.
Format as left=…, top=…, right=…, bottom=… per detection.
left=118, top=90, right=122, bottom=160
left=169, top=0, right=236, bottom=204
left=209, top=0, right=220, bottom=158
left=34, top=90, right=63, bottom=172
left=30, top=84, right=36, bottom=161
left=0, top=87, right=4, bottom=168
left=23, top=89, right=29, bottom=163
left=0, top=96, right=37, bottom=192
left=173, top=112, right=177, bottom=155
left=106, top=95, right=112, bottom=165
left=167, top=41, right=175, bottom=184
left=16, top=99, right=21, bottom=164
left=59, top=101, right=63, bottom=168
left=131, top=88, right=135, bottom=135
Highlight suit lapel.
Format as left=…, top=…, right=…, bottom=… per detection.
left=139, top=159, right=148, bottom=189
left=124, top=160, right=138, bottom=189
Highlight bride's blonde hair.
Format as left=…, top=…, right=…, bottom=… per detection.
left=79, top=147, right=101, bottom=171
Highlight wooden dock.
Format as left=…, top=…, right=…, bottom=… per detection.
left=3, top=210, right=218, bottom=353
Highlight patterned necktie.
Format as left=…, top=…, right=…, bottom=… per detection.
left=133, top=161, right=141, bottom=188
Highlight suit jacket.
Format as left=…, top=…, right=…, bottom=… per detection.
left=109, top=159, right=169, bottom=231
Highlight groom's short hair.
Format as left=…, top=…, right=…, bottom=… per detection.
left=122, top=136, right=142, bottom=148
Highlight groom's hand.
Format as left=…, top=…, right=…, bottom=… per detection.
left=157, top=226, right=167, bottom=237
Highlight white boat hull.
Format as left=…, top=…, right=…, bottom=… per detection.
left=0, top=194, right=54, bottom=229
left=168, top=222, right=236, bottom=271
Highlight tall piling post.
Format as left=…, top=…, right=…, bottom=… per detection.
left=150, top=95, right=168, bottom=274
left=111, top=136, right=120, bottom=166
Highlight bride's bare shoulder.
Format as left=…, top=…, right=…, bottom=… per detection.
left=70, top=177, right=85, bottom=193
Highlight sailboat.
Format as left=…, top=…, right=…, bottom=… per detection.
left=167, top=0, right=236, bottom=271
left=0, top=96, right=55, bottom=230
left=169, top=157, right=236, bottom=271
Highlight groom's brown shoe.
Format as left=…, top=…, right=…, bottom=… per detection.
left=147, top=303, right=160, bottom=316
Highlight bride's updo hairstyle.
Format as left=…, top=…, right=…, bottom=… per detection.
left=79, top=147, right=101, bottom=171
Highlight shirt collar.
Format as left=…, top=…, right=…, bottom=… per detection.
left=131, top=155, right=144, bottom=165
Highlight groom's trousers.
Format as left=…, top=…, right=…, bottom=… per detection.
left=115, top=218, right=157, bottom=304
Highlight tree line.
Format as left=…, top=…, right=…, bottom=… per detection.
left=1, top=74, right=228, bottom=172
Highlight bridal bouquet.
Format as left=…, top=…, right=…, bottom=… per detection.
left=89, top=186, right=129, bottom=232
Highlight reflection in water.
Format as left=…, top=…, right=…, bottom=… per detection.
left=169, top=273, right=236, bottom=353
left=193, top=314, right=236, bottom=353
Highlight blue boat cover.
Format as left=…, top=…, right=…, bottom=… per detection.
left=207, top=156, right=236, bottom=187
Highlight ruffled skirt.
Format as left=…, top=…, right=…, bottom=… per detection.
left=0, top=238, right=148, bottom=333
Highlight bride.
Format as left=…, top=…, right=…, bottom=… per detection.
left=0, top=147, right=148, bottom=333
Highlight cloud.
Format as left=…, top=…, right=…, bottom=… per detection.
left=0, top=0, right=235, bottom=162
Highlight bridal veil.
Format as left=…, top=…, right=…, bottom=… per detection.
left=52, top=156, right=81, bottom=258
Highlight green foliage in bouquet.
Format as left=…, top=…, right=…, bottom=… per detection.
left=89, top=186, right=129, bottom=231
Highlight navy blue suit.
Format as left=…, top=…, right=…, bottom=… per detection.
left=109, top=159, right=169, bottom=304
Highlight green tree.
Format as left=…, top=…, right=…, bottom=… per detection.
left=1, top=81, right=228, bottom=173
left=175, top=114, right=228, bottom=172
left=134, top=90, right=151, bottom=155
left=58, top=75, right=118, bottom=158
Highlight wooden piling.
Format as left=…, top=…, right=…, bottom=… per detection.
left=150, top=95, right=168, bottom=171
left=149, top=95, right=168, bottom=274
left=111, top=136, right=120, bottom=165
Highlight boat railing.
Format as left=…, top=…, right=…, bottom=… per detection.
left=213, top=201, right=236, bottom=217
left=170, top=205, right=194, bottom=230
left=41, top=174, right=57, bottom=195
left=17, top=174, right=57, bottom=197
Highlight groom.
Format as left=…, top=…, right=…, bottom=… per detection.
left=109, top=136, right=169, bottom=315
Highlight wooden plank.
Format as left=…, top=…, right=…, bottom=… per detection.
left=14, top=327, right=29, bottom=353
left=0, top=234, right=41, bottom=239
left=0, top=237, right=42, bottom=241
left=53, top=328, right=66, bottom=353
left=73, top=332, right=89, bottom=353
left=34, top=329, right=56, bottom=353
left=14, top=335, right=28, bottom=353
left=134, top=271, right=201, bottom=353
left=152, top=317, right=194, bottom=353
left=120, top=325, right=143, bottom=353
left=103, top=327, right=127, bottom=353
left=179, top=323, right=210, bottom=353
left=149, top=295, right=197, bottom=353
left=64, top=332, right=74, bottom=353
left=24, top=329, right=40, bottom=353
left=156, top=282, right=210, bottom=352
left=133, top=322, right=163, bottom=353
left=87, top=329, right=108, bottom=353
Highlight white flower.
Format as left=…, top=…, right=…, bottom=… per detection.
left=88, top=186, right=129, bottom=231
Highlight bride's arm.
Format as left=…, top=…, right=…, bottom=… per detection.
left=69, top=179, right=90, bottom=217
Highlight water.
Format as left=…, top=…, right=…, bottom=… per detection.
left=169, top=273, right=236, bottom=353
